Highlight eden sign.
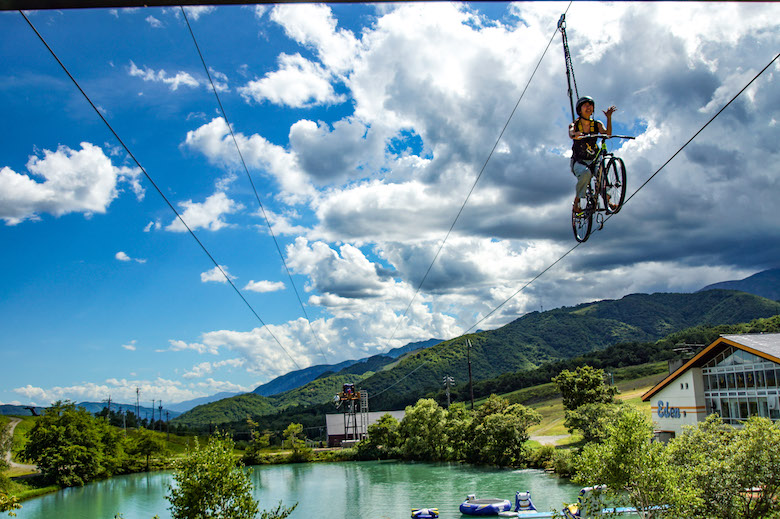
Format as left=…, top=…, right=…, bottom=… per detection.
left=657, top=401, right=682, bottom=419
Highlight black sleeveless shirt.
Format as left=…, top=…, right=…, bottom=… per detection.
left=571, top=118, right=601, bottom=163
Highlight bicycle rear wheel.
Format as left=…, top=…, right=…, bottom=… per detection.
left=602, top=157, right=626, bottom=214
left=572, top=202, right=592, bottom=242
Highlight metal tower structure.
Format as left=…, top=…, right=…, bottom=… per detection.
left=337, top=383, right=367, bottom=444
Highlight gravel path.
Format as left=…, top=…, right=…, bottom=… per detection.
left=4, top=418, right=37, bottom=472
left=529, top=434, right=570, bottom=446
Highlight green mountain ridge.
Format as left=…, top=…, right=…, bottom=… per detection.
left=699, top=267, right=780, bottom=301
left=173, top=289, right=780, bottom=426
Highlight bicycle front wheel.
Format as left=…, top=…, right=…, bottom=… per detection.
left=602, top=157, right=626, bottom=214
left=572, top=204, right=592, bottom=242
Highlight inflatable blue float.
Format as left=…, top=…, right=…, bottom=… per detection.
left=411, top=508, right=439, bottom=518
left=459, top=494, right=512, bottom=516
left=513, top=491, right=537, bottom=514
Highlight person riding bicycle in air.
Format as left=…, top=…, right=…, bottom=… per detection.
left=569, top=96, right=617, bottom=212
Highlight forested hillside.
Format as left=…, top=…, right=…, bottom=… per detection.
left=251, top=338, right=441, bottom=397
left=175, top=373, right=369, bottom=426
left=175, top=290, right=780, bottom=425
left=363, top=290, right=780, bottom=409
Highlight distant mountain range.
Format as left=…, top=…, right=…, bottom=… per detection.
left=0, top=404, right=46, bottom=416
left=0, top=401, right=181, bottom=418
left=166, top=392, right=239, bottom=413
left=699, top=268, right=780, bottom=301
left=173, top=288, right=780, bottom=426
left=251, top=338, right=441, bottom=396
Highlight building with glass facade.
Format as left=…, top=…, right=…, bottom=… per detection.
left=642, top=333, right=780, bottom=439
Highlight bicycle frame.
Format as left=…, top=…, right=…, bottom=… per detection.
left=571, top=134, right=633, bottom=243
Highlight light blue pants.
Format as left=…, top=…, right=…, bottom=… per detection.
left=571, top=159, right=593, bottom=199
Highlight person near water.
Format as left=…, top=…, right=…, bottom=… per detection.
left=569, top=96, right=616, bottom=212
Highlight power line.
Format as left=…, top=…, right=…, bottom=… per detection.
left=383, top=1, right=574, bottom=347
left=179, top=6, right=330, bottom=365
left=20, top=9, right=302, bottom=370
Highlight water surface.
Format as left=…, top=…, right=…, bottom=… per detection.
left=16, top=461, right=582, bottom=519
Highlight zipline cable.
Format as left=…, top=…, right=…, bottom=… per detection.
left=469, top=51, right=780, bottom=337
left=370, top=5, right=573, bottom=399
left=19, top=10, right=302, bottom=370
left=382, top=1, right=574, bottom=350
left=179, top=6, right=330, bottom=365
left=621, top=52, right=780, bottom=208
left=371, top=49, right=780, bottom=402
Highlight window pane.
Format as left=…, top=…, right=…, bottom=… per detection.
left=746, top=371, right=755, bottom=388
left=739, top=399, right=749, bottom=421
left=736, top=373, right=746, bottom=389
left=759, top=398, right=769, bottom=417
left=727, top=373, right=736, bottom=390
left=756, top=370, right=765, bottom=388
left=766, top=369, right=777, bottom=387
left=770, top=397, right=780, bottom=420
left=749, top=397, right=758, bottom=417
left=721, top=399, right=731, bottom=418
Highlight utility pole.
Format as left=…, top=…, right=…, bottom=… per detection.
left=136, top=387, right=140, bottom=422
left=443, top=375, right=454, bottom=407
left=158, top=401, right=163, bottom=431
left=166, top=411, right=170, bottom=442
left=151, top=399, right=155, bottom=425
left=467, top=339, right=474, bottom=410
left=103, top=395, right=112, bottom=421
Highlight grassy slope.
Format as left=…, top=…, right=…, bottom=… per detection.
left=521, top=362, right=669, bottom=441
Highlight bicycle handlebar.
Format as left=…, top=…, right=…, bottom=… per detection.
left=573, top=134, right=635, bottom=140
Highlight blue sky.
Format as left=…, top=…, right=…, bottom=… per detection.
left=1, top=2, right=779, bottom=407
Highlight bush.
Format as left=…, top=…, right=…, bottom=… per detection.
left=528, top=445, right=556, bottom=469
left=551, top=449, right=575, bottom=477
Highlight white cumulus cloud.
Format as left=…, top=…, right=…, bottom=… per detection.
left=239, top=53, right=345, bottom=108
left=201, top=265, right=235, bottom=284
left=244, top=280, right=285, bottom=293
left=166, top=191, right=243, bottom=232
left=128, top=61, right=199, bottom=91
left=0, top=143, right=143, bottom=226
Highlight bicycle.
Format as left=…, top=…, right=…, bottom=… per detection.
left=571, top=134, right=634, bottom=242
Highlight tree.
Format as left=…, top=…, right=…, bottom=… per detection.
left=356, top=414, right=400, bottom=460
left=21, top=400, right=126, bottom=486
left=727, top=417, right=780, bottom=518
left=0, top=494, right=20, bottom=518
left=0, top=420, right=21, bottom=517
left=129, top=427, right=167, bottom=471
left=398, top=399, right=447, bottom=461
left=553, top=366, right=618, bottom=435
left=664, top=414, right=734, bottom=517
left=565, top=402, right=626, bottom=444
left=243, top=418, right=271, bottom=465
left=366, top=414, right=400, bottom=449
left=468, top=400, right=540, bottom=467
left=443, top=403, right=473, bottom=461
left=575, top=407, right=695, bottom=518
left=474, top=394, right=509, bottom=422
left=168, top=431, right=296, bottom=519
left=282, top=423, right=312, bottom=463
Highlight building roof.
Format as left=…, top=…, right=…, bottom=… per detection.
left=642, top=333, right=780, bottom=402
left=721, top=333, right=780, bottom=358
